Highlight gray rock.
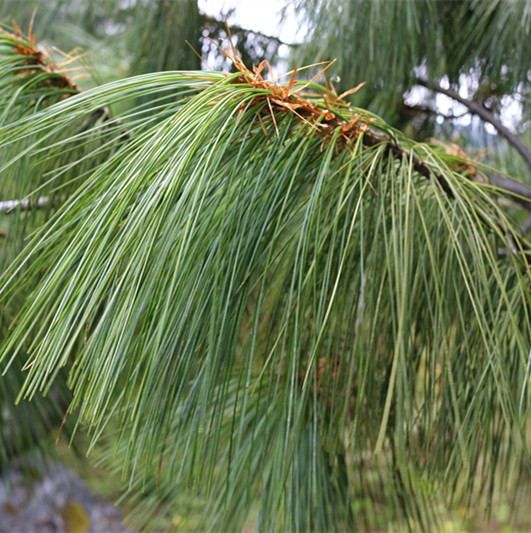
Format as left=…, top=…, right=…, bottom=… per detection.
left=0, top=460, right=131, bottom=533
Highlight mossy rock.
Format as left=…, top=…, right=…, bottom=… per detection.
left=60, top=501, right=92, bottom=533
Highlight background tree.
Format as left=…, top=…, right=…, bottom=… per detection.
left=0, top=1, right=530, bottom=531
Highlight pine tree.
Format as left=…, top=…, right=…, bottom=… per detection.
left=0, top=3, right=530, bottom=531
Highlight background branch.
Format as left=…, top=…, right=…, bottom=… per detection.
left=488, top=172, right=531, bottom=210
left=416, top=77, right=531, bottom=173
left=0, top=196, right=54, bottom=213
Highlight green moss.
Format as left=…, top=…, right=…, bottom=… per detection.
left=60, top=501, right=91, bottom=533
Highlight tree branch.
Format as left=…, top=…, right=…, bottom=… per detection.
left=488, top=172, right=531, bottom=210
left=0, top=196, right=55, bottom=213
left=415, top=78, right=531, bottom=172
left=361, top=129, right=454, bottom=198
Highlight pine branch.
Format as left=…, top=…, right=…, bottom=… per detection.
left=488, top=172, right=531, bottom=209
left=292, top=106, right=455, bottom=198
left=0, top=196, right=55, bottom=213
left=415, top=77, right=531, bottom=172
left=361, top=128, right=454, bottom=198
